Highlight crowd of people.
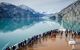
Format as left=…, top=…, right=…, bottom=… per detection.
left=5, top=29, right=80, bottom=50
left=65, top=30, right=80, bottom=39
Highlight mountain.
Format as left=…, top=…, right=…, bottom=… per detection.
left=19, top=5, right=36, bottom=13
left=49, top=0, right=80, bottom=32
left=58, top=0, right=80, bottom=32
left=0, top=2, right=44, bottom=32
left=19, top=5, right=45, bottom=18
left=49, top=13, right=62, bottom=23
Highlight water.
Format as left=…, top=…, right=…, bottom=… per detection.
left=0, top=20, right=61, bottom=50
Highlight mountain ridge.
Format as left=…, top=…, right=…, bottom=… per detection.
left=49, top=0, right=80, bottom=32
left=0, top=2, right=44, bottom=32
left=58, top=0, right=80, bottom=32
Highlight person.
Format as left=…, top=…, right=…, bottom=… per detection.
left=78, top=32, right=80, bottom=35
left=18, top=43, right=20, bottom=48
left=24, top=40, right=27, bottom=45
left=12, top=46, right=16, bottom=50
left=39, top=34, right=41, bottom=38
left=68, top=40, right=76, bottom=50
left=53, top=33, right=56, bottom=38
left=65, top=33, right=68, bottom=38
left=72, top=33, right=74, bottom=38
left=61, top=31, right=63, bottom=36
left=5, top=47, right=10, bottom=50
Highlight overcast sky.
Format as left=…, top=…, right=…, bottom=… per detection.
left=0, top=0, right=77, bottom=13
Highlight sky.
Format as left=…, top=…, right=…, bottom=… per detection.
left=0, top=0, right=77, bottom=13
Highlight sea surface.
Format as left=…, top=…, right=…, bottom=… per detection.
left=0, top=19, right=62, bottom=50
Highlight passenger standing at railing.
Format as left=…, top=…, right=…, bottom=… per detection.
left=5, top=47, right=10, bottom=50
left=61, top=31, right=63, bottom=36
left=12, top=46, right=16, bottom=50
left=39, top=34, right=41, bottom=39
left=18, top=42, right=22, bottom=48
left=72, top=33, right=74, bottom=38
left=24, top=40, right=27, bottom=45
left=65, top=33, right=68, bottom=38
left=74, top=32, right=77, bottom=37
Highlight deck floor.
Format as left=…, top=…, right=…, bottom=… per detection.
left=18, top=33, right=80, bottom=50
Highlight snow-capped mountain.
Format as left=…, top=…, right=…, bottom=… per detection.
left=0, top=2, right=44, bottom=32
left=19, top=5, right=35, bottom=13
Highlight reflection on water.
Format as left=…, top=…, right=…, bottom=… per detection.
left=0, top=21, right=61, bottom=49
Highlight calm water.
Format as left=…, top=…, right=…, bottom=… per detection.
left=0, top=20, right=62, bottom=50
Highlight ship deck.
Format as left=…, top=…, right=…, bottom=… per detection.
left=17, top=32, right=80, bottom=50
